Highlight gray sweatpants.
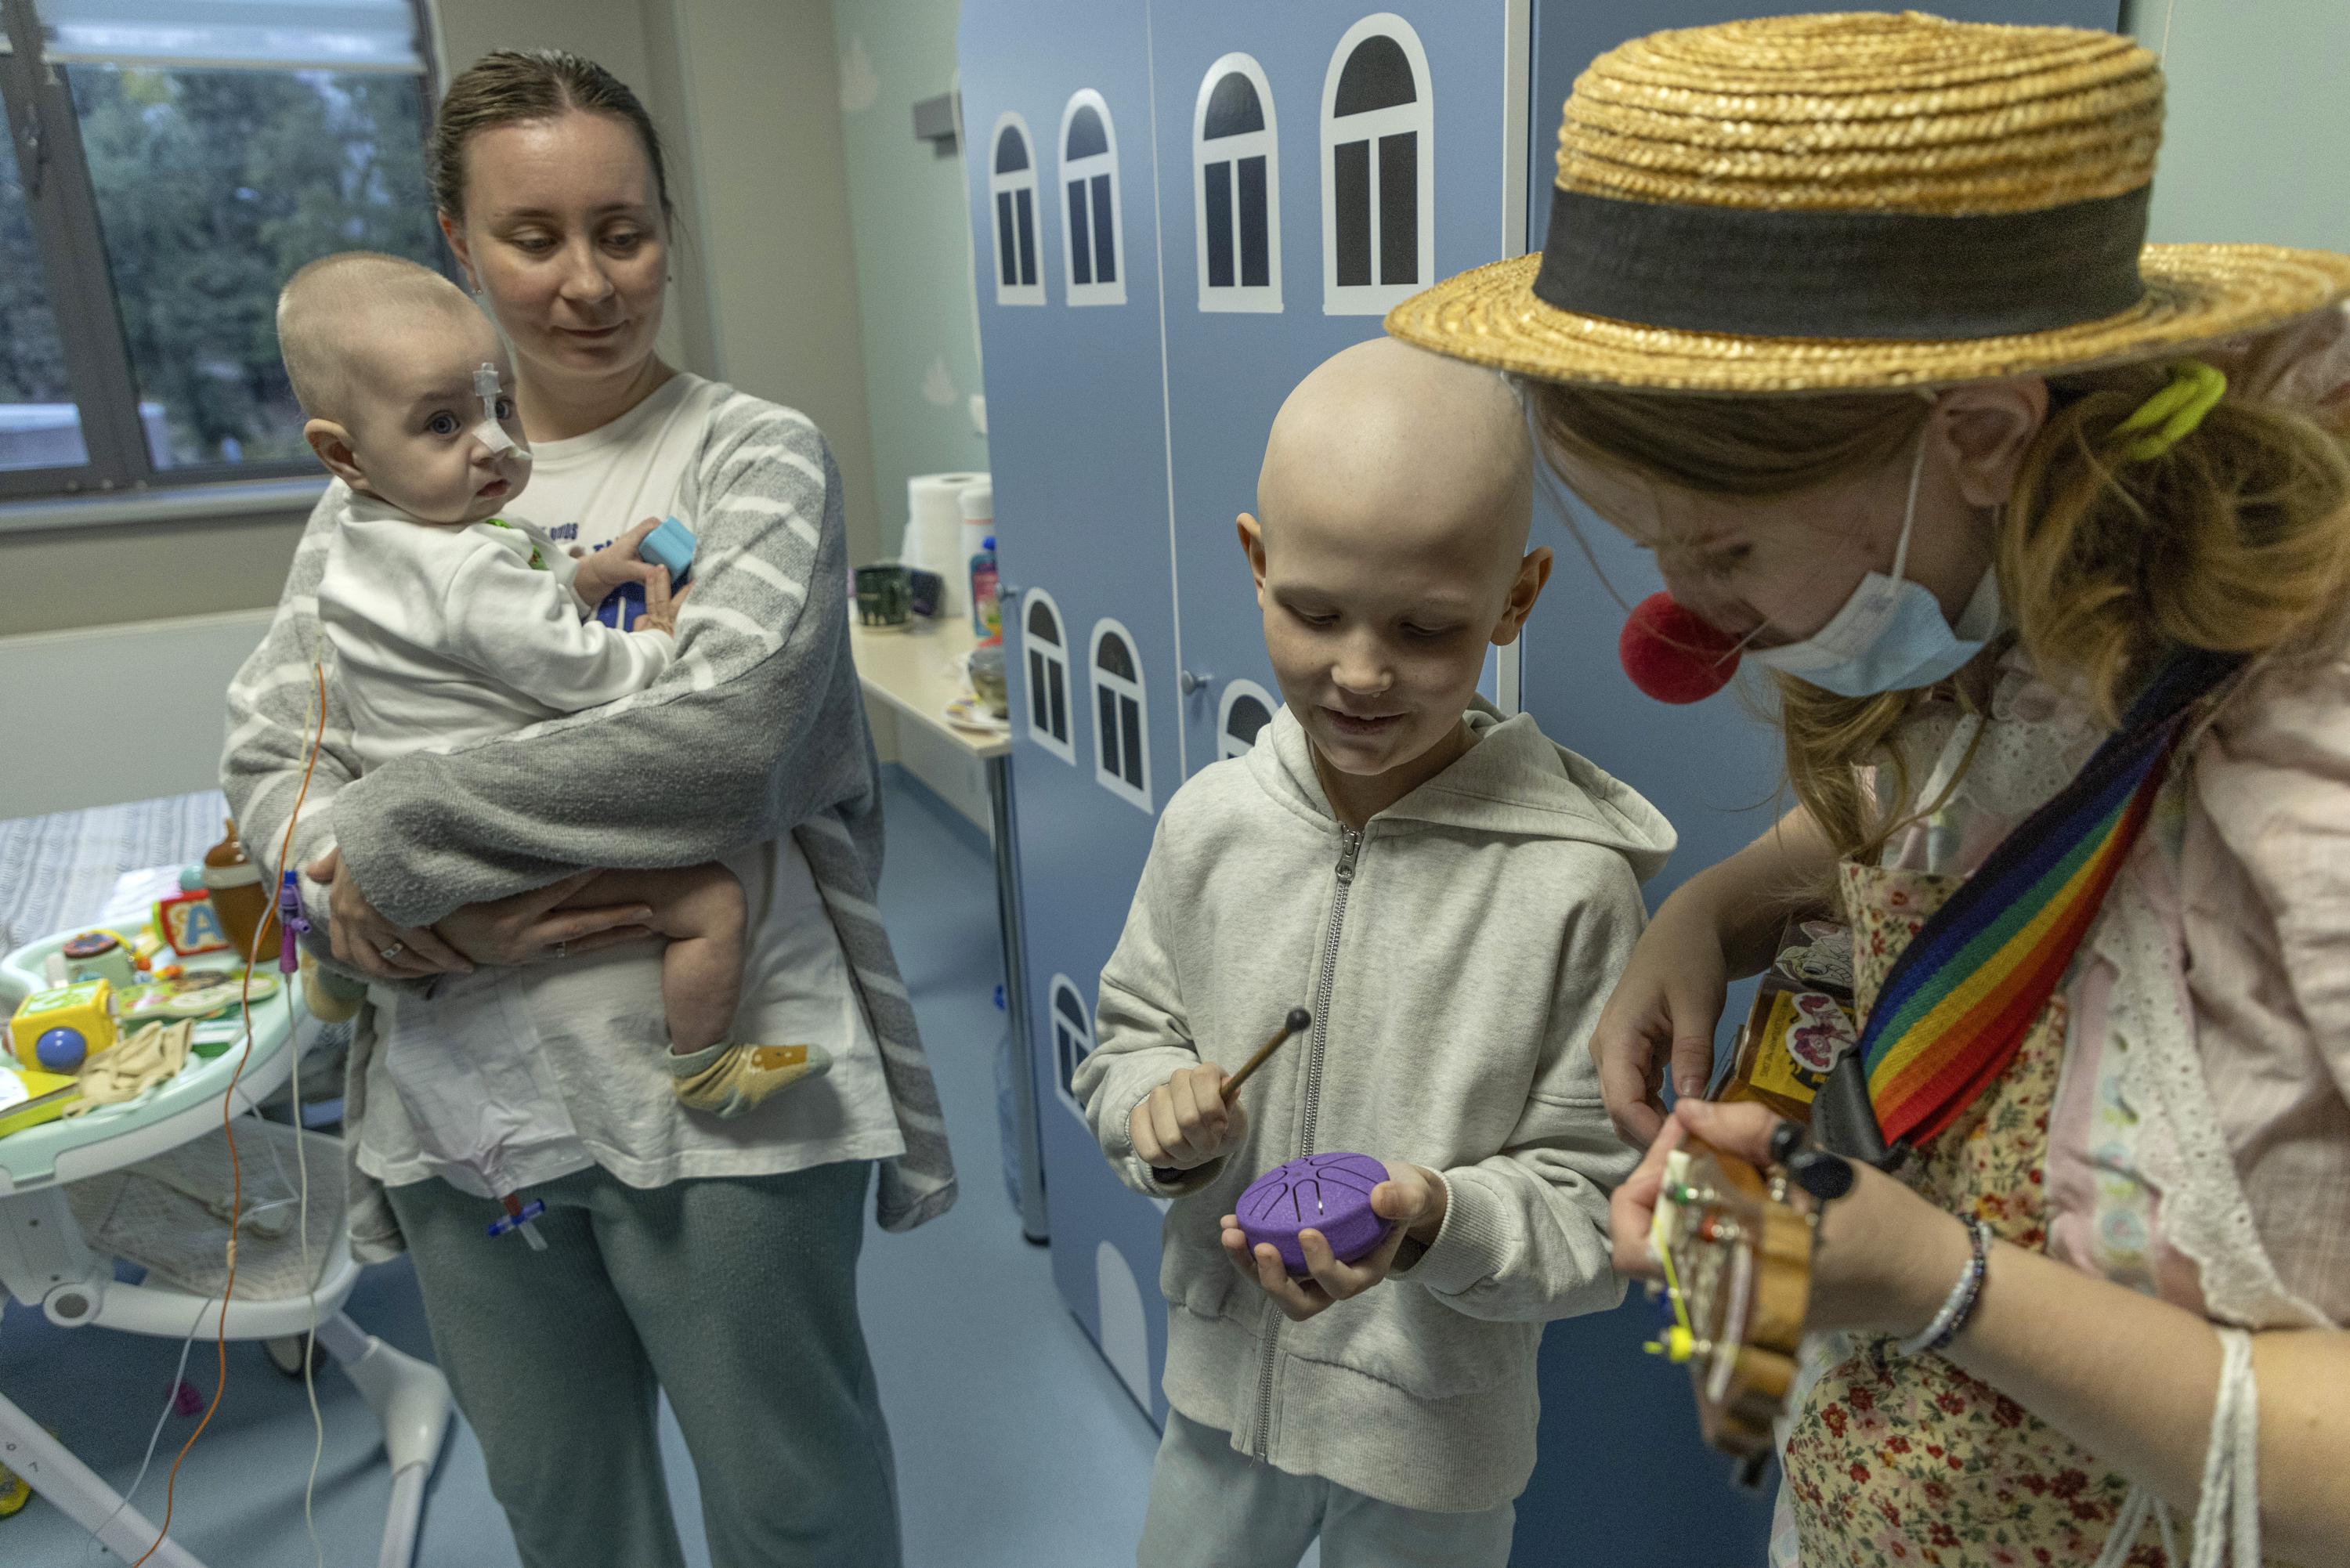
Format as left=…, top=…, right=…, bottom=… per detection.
left=1137, top=1409, right=1514, bottom=1568
left=386, top=1159, right=899, bottom=1568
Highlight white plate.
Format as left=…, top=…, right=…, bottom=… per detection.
left=943, top=696, right=1010, bottom=735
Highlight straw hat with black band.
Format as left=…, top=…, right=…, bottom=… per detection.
left=1386, top=11, right=2350, bottom=394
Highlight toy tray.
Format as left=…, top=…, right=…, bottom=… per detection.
left=0, top=931, right=299, bottom=1194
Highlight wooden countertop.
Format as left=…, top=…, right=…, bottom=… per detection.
left=848, top=616, right=1010, bottom=761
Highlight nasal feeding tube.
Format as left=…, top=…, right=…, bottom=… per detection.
left=471, top=362, right=530, bottom=461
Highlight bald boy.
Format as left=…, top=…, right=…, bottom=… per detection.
left=1076, top=338, right=1667, bottom=1567
left=1240, top=335, right=1545, bottom=827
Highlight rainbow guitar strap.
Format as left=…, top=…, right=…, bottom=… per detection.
left=1852, top=649, right=2240, bottom=1152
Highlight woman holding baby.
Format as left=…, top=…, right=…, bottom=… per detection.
left=1397, top=14, right=2350, bottom=1567
left=225, top=49, right=935, bottom=1568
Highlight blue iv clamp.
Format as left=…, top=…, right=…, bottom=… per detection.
left=487, top=1194, right=550, bottom=1248
left=593, top=516, right=696, bottom=630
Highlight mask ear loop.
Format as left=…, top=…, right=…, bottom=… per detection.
left=1701, top=388, right=1939, bottom=669
left=1885, top=407, right=1934, bottom=588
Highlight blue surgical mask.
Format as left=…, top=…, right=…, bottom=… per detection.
left=1745, top=437, right=1999, bottom=697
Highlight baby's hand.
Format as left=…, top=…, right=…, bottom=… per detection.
left=1220, top=1162, right=1448, bottom=1322
left=574, top=516, right=663, bottom=608
left=1129, top=1063, right=1246, bottom=1172
left=634, top=569, right=691, bottom=638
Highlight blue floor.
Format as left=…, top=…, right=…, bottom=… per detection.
left=0, top=773, right=1162, bottom=1566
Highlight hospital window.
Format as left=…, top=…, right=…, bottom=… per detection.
left=1058, top=90, right=1124, bottom=307
left=1090, top=620, right=1152, bottom=813
left=1050, top=974, right=1094, bottom=1120
left=1021, top=588, right=1074, bottom=764
left=1193, top=53, right=1280, bottom=313
left=989, top=113, right=1044, bottom=305
left=0, top=0, right=446, bottom=503
left=1320, top=16, right=1434, bottom=316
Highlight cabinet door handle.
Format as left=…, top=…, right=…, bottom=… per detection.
left=1179, top=669, right=1213, bottom=696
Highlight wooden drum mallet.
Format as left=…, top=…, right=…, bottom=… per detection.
left=1220, top=1007, right=1313, bottom=1103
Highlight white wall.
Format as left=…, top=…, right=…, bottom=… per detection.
left=640, top=0, right=885, bottom=566
left=2139, top=0, right=2350, bottom=254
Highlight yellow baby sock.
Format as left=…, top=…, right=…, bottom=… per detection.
left=667, top=1041, right=833, bottom=1118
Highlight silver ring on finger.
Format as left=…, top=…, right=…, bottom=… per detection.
left=555, top=940, right=569, bottom=961
left=378, top=941, right=406, bottom=962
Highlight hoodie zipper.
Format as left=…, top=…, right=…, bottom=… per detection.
left=1251, top=823, right=1363, bottom=1458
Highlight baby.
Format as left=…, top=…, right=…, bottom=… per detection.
left=1076, top=338, right=1666, bottom=1566
left=278, top=251, right=826, bottom=1117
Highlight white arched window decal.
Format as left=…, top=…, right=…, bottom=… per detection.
left=1021, top=588, right=1075, bottom=764
left=1193, top=54, right=1282, bottom=313
left=989, top=113, right=1044, bottom=306
left=1320, top=14, right=1434, bottom=316
left=1217, top=680, right=1278, bottom=761
left=1049, top=974, right=1095, bottom=1121
left=1058, top=91, right=1126, bottom=307
left=1090, top=619, right=1153, bottom=813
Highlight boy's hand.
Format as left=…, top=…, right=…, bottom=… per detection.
left=1129, top=1063, right=1246, bottom=1172
left=1219, top=1162, right=1448, bottom=1321
left=574, top=516, right=663, bottom=608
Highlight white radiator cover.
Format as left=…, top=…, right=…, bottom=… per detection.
left=0, top=609, right=274, bottom=819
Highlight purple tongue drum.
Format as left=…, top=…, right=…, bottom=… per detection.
left=1236, top=1153, right=1394, bottom=1276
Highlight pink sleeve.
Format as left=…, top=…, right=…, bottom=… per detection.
left=2191, top=649, right=2350, bottom=1103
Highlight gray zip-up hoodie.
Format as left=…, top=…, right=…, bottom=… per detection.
left=1076, top=703, right=1673, bottom=1513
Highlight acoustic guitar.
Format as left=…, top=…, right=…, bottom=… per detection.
left=1645, top=1124, right=1853, bottom=1486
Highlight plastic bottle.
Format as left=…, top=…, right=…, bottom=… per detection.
left=957, top=479, right=993, bottom=581
left=971, top=534, right=1000, bottom=638
left=202, top=818, right=272, bottom=963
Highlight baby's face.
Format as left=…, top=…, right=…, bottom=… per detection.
left=338, top=316, right=530, bottom=526
left=1246, top=489, right=1537, bottom=782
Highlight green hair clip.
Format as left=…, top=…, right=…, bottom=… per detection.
left=2113, top=360, right=2228, bottom=462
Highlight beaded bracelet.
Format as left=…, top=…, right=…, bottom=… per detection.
left=1896, top=1219, right=1993, bottom=1358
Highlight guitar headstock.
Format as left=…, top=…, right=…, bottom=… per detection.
left=1647, top=1137, right=1817, bottom=1469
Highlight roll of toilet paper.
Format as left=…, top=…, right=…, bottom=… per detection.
left=903, top=472, right=985, bottom=617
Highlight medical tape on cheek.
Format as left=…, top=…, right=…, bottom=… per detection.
left=472, top=362, right=529, bottom=459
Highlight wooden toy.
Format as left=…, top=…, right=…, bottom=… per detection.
left=154, top=887, right=231, bottom=956
left=8, top=979, right=117, bottom=1068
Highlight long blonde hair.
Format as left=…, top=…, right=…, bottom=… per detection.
left=1524, top=360, right=2350, bottom=861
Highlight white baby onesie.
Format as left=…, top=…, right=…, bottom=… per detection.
left=316, top=490, right=674, bottom=771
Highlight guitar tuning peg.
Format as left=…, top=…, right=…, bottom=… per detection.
left=1788, top=1149, right=1856, bottom=1204
left=1769, top=1118, right=1805, bottom=1165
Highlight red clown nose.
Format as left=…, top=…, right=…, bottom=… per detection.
left=1619, top=592, right=1742, bottom=704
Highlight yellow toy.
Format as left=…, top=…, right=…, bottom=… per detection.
left=8, top=979, right=118, bottom=1071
